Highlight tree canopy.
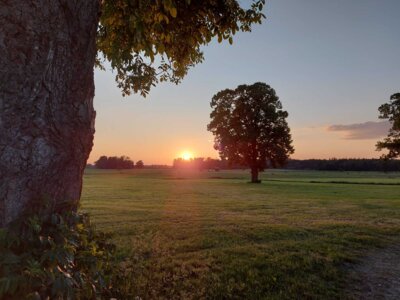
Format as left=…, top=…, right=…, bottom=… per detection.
left=136, top=160, right=144, bottom=168
left=207, top=82, right=294, bottom=182
left=97, top=0, right=265, bottom=96
left=95, top=156, right=135, bottom=169
left=376, top=93, right=400, bottom=159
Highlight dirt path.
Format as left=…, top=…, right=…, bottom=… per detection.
left=347, top=244, right=400, bottom=299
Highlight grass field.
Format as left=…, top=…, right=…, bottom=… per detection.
left=81, top=169, right=400, bottom=299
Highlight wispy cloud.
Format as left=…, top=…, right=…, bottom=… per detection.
left=326, top=121, right=390, bottom=140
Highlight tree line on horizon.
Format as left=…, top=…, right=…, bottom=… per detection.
left=94, top=156, right=144, bottom=169
left=173, top=157, right=243, bottom=170
left=172, top=157, right=400, bottom=172
left=286, top=158, right=400, bottom=172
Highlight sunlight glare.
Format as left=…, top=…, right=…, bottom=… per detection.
left=181, top=151, right=194, bottom=161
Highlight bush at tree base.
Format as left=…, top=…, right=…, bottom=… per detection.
left=0, top=200, right=133, bottom=299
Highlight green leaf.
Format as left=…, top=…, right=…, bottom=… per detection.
left=170, top=7, right=177, bottom=18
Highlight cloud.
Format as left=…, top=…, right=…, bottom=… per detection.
left=326, top=121, right=390, bottom=140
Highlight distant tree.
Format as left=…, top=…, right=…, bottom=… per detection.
left=173, top=158, right=184, bottom=169
left=95, top=156, right=109, bottom=169
left=205, top=157, right=222, bottom=171
left=193, top=157, right=205, bottom=171
left=136, top=160, right=144, bottom=169
left=94, top=156, right=134, bottom=169
left=376, top=93, right=400, bottom=159
left=208, top=82, right=294, bottom=183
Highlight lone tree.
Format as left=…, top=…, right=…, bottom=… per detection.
left=208, top=82, right=294, bottom=183
left=0, top=1, right=265, bottom=226
left=135, top=160, right=144, bottom=169
left=376, top=93, right=400, bottom=159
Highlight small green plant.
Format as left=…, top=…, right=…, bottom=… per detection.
left=0, top=200, right=127, bottom=299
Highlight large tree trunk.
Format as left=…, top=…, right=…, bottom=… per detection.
left=0, top=0, right=99, bottom=227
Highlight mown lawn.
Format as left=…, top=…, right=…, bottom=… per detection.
left=81, top=169, right=400, bottom=299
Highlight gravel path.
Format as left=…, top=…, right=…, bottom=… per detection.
left=347, top=244, right=400, bottom=299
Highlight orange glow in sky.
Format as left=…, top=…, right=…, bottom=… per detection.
left=181, top=151, right=194, bottom=161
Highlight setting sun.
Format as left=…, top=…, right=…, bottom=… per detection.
left=181, top=151, right=194, bottom=161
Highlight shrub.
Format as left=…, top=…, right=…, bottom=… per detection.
left=0, top=201, right=127, bottom=299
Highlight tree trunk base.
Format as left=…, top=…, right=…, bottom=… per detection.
left=248, top=180, right=262, bottom=184
left=250, top=167, right=260, bottom=184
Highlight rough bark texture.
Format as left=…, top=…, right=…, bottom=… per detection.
left=0, top=0, right=99, bottom=227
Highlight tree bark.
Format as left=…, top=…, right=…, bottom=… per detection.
left=250, top=167, right=260, bottom=183
left=0, top=0, right=99, bottom=227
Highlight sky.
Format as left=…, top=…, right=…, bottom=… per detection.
left=90, top=0, right=400, bottom=165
